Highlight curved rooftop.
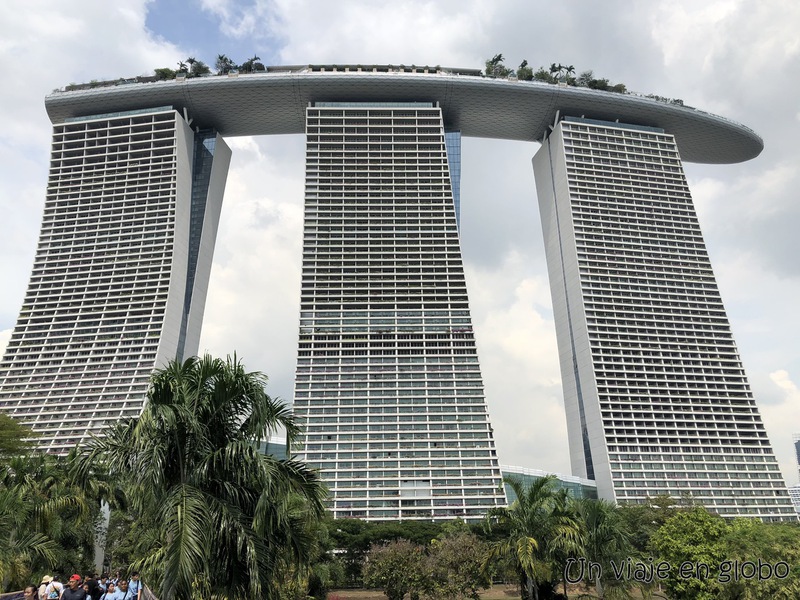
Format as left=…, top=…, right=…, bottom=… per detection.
left=45, top=67, right=762, bottom=164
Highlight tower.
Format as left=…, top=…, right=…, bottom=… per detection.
left=0, top=107, right=230, bottom=453
left=0, top=67, right=786, bottom=520
left=292, top=102, right=506, bottom=520
left=534, top=116, right=794, bottom=520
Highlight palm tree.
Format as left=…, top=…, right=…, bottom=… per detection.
left=72, top=354, right=327, bottom=600
left=0, top=452, right=106, bottom=588
left=575, top=498, right=631, bottom=598
left=240, top=55, right=263, bottom=73
left=0, top=483, right=56, bottom=589
left=484, top=476, right=583, bottom=600
left=215, top=54, right=235, bottom=75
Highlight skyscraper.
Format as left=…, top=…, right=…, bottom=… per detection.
left=534, top=116, right=794, bottom=520
left=789, top=434, right=800, bottom=514
left=0, top=66, right=787, bottom=520
left=0, top=107, right=230, bottom=453
left=293, top=102, right=505, bottom=519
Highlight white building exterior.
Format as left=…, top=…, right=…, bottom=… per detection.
left=0, top=67, right=791, bottom=520
left=0, top=108, right=230, bottom=453
left=292, top=102, right=505, bottom=520
left=534, top=116, right=794, bottom=520
left=789, top=485, right=800, bottom=515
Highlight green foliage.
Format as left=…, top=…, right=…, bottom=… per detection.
left=216, top=54, right=237, bottom=75
left=574, top=498, right=633, bottom=598
left=304, top=515, right=346, bottom=600
left=0, top=480, right=57, bottom=590
left=156, top=57, right=209, bottom=80
left=153, top=67, right=176, bottom=80
left=362, top=531, right=489, bottom=600
left=649, top=508, right=800, bottom=600
left=325, top=517, right=444, bottom=586
left=650, top=507, right=728, bottom=600
left=0, top=452, right=109, bottom=590
left=485, top=53, right=514, bottom=78
left=437, top=517, right=470, bottom=538
left=716, top=519, right=800, bottom=599
left=486, top=56, right=631, bottom=95
left=532, top=68, right=557, bottom=84
left=71, top=354, right=327, bottom=600
left=616, top=495, right=682, bottom=553
left=427, top=531, right=490, bottom=600
left=363, top=539, right=428, bottom=600
left=187, top=57, right=211, bottom=77
left=239, top=55, right=266, bottom=73
left=484, top=476, right=582, bottom=600
left=646, top=93, right=685, bottom=106
left=516, top=60, right=533, bottom=82
left=0, top=414, right=36, bottom=460
left=548, top=63, right=575, bottom=83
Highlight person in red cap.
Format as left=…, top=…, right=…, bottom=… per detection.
left=61, top=574, right=87, bottom=600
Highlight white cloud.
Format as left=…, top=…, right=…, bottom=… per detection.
left=466, top=255, right=569, bottom=473
left=198, top=135, right=305, bottom=399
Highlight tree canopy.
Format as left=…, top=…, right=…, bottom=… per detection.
left=483, top=54, right=630, bottom=95
left=484, top=476, right=582, bottom=600
left=0, top=413, right=36, bottom=460
left=71, top=354, right=326, bottom=600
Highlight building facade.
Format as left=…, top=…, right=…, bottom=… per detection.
left=292, top=102, right=505, bottom=520
left=0, top=107, right=230, bottom=453
left=533, top=116, right=794, bottom=520
left=501, top=464, right=597, bottom=503
left=789, top=485, right=800, bottom=515
left=0, top=68, right=790, bottom=520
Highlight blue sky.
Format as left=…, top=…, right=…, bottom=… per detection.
left=146, top=0, right=226, bottom=52
left=1, top=0, right=800, bottom=485
left=145, top=0, right=282, bottom=66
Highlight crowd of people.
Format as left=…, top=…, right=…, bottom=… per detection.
left=22, top=572, right=143, bottom=600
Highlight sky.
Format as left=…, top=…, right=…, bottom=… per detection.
left=1, top=0, right=799, bottom=485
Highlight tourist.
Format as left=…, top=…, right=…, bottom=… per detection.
left=99, top=582, right=116, bottom=600
left=84, top=574, right=101, bottom=600
left=127, top=573, right=141, bottom=600
left=61, top=574, right=87, bottom=600
left=24, top=584, right=38, bottom=600
left=42, top=575, right=63, bottom=600
left=115, top=580, right=133, bottom=600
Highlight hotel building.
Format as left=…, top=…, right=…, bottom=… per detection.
left=294, top=102, right=505, bottom=519
left=0, top=107, right=230, bottom=453
left=0, top=66, right=792, bottom=519
left=534, top=117, right=793, bottom=519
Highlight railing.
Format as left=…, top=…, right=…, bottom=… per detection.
left=141, top=585, right=159, bottom=600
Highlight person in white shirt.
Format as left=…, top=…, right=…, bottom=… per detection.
left=127, top=573, right=142, bottom=600
left=44, top=576, right=64, bottom=599
left=99, top=582, right=116, bottom=600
